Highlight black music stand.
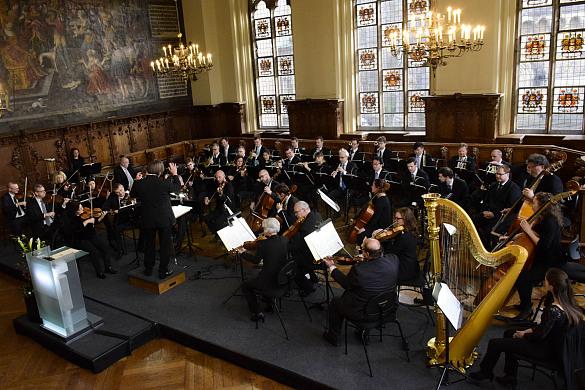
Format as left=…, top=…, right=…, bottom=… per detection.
left=221, top=212, right=250, bottom=304
left=388, top=180, right=404, bottom=207
left=342, top=174, right=369, bottom=223
left=79, top=162, right=102, bottom=179
left=172, top=197, right=203, bottom=256
left=118, top=203, right=141, bottom=270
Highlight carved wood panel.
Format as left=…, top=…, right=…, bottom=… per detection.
left=148, top=113, right=167, bottom=148
left=64, top=125, right=90, bottom=170
left=89, top=123, right=113, bottom=166
left=110, top=122, right=132, bottom=159
left=129, top=118, right=149, bottom=153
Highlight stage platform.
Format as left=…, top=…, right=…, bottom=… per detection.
left=0, top=244, right=559, bottom=390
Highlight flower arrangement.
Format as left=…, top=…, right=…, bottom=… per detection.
left=13, top=235, right=46, bottom=298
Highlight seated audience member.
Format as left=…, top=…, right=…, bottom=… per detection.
left=237, top=218, right=289, bottom=323
left=469, top=268, right=584, bottom=386
left=323, top=238, right=399, bottom=346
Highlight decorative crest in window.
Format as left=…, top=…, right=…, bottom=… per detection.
left=361, top=93, right=378, bottom=113
left=384, top=70, right=401, bottom=90
left=409, top=92, right=425, bottom=111
left=408, top=0, right=428, bottom=16
left=522, top=89, right=544, bottom=112
left=558, top=89, right=580, bottom=112
left=524, top=35, right=546, bottom=60
left=359, top=49, right=377, bottom=70
left=560, top=32, right=583, bottom=59
left=261, top=96, right=277, bottom=113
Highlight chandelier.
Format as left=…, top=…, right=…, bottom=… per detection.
left=150, top=0, right=213, bottom=82
left=388, top=1, right=485, bottom=73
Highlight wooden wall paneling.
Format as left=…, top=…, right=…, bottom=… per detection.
left=164, top=114, right=179, bottom=145
left=64, top=125, right=91, bottom=174
left=287, top=99, right=344, bottom=140
left=147, top=113, right=167, bottom=148
left=24, top=128, right=65, bottom=185
left=89, top=123, right=114, bottom=167
left=172, top=108, right=195, bottom=141
left=0, top=135, right=25, bottom=190
left=210, top=103, right=247, bottom=138
left=192, top=106, right=213, bottom=139
left=128, top=117, right=149, bottom=153
left=110, top=121, right=132, bottom=159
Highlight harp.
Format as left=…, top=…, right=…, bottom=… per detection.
left=423, top=193, right=528, bottom=369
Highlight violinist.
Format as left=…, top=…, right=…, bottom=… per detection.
left=203, top=170, right=236, bottom=244
left=322, top=238, right=399, bottom=347
left=374, top=207, right=420, bottom=282
left=274, top=183, right=298, bottom=233
left=250, top=169, right=280, bottom=216
left=114, top=156, right=137, bottom=192
left=355, top=179, right=392, bottom=245
left=69, top=148, right=84, bottom=183
left=62, top=200, right=116, bottom=279
left=52, top=171, right=75, bottom=211
left=1, top=182, right=27, bottom=236
left=130, top=160, right=181, bottom=279
left=236, top=218, right=289, bottom=323
left=505, top=192, right=566, bottom=321
left=290, top=201, right=323, bottom=296
left=473, top=165, right=521, bottom=248
left=78, top=177, right=107, bottom=209
left=102, top=182, right=127, bottom=258
left=25, top=184, right=56, bottom=242
left=227, top=156, right=253, bottom=203
left=520, top=153, right=563, bottom=200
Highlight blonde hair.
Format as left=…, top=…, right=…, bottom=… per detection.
left=52, top=171, right=67, bottom=184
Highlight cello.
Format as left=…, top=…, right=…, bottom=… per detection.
left=491, top=152, right=566, bottom=236
left=346, top=181, right=390, bottom=244
left=475, top=181, right=580, bottom=305
left=247, top=169, right=281, bottom=233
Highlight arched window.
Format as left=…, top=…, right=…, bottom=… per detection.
left=355, top=0, right=430, bottom=130
left=514, top=0, right=585, bottom=134
left=251, top=0, right=296, bottom=129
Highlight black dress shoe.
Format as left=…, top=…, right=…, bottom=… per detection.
left=468, top=370, right=494, bottom=382
left=105, top=267, right=117, bottom=274
left=159, top=269, right=174, bottom=279
left=323, top=331, right=341, bottom=347
left=144, top=269, right=153, bottom=277
left=495, top=374, right=517, bottom=386
left=250, top=313, right=265, bottom=323
left=414, top=297, right=434, bottom=306
left=96, top=272, right=106, bottom=279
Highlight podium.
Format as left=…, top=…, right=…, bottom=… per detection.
left=26, top=246, right=102, bottom=342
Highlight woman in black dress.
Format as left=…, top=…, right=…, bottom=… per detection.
left=69, top=148, right=85, bottom=183
left=356, top=178, right=392, bottom=245
left=63, top=201, right=116, bottom=279
left=375, top=206, right=420, bottom=281
left=469, top=268, right=583, bottom=386
left=227, top=156, right=253, bottom=203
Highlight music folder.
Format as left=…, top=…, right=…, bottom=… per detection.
left=304, top=220, right=344, bottom=262
left=217, top=216, right=256, bottom=252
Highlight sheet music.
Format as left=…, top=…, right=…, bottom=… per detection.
left=304, top=221, right=344, bottom=261
left=317, top=189, right=341, bottom=212
left=433, top=282, right=463, bottom=330
left=172, top=205, right=192, bottom=219
left=217, top=217, right=256, bottom=251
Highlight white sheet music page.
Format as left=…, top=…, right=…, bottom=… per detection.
left=217, top=217, right=256, bottom=251
left=304, top=221, right=344, bottom=261
left=172, top=205, right=192, bottom=219
left=433, top=282, right=463, bottom=330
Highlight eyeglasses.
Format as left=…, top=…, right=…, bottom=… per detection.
left=395, top=217, right=403, bottom=220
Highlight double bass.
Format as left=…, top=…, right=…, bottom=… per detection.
left=475, top=181, right=580, bottom=305
left=346, top=181, right=390, bottom=244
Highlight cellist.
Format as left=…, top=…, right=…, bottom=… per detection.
left=355, top=179, right=392, bottom=245
left=249, top=169, right=280, bottom=217
left=502, top=192, right=566, bottom=321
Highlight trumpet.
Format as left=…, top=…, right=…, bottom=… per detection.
left=249, top=150, right=255, bottom=159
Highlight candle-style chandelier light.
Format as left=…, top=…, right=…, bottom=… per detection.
left=150, top=0, right=213, bottom=82
left=387, top=0, right=485, bottom=74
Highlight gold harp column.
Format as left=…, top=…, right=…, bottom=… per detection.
left=423, top=193, right=446, bottom=363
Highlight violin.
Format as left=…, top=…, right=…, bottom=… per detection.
left=374, top=225, right=405, bottom=242
left=314, top=255, right=366, bottom=265
left=240, top=235, right=268, bottom=251
left=282, top=216, right=305, bottom=239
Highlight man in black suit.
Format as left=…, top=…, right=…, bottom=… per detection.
left=114, top=156, right=138, bottom=191
left=237, top=218, right=289, bottom=322
left=203, top=170, right=236, bottom=243
left=327, top=148, right=358, bottom=218
left=449, top=142, right=476, bottom=173
left=291, top=137, right=306, bottom=157
left=375, top=136, right=394, bottom=169
left=473, top=164, right=521, bottom=248
left=290, top=201, right=324, bottom=295
left=250, top=135, right=269, bottom=167
left=408, top=141, right=434, bottom=170
left=437, top=167, right=470, bottom=212
left=274, top=183, right=298, bottom=233
left=1, top=182, right=27, bottom=236
left=101, top=182, right=127, bottom=257
left=220, top=137, right=236, bottom=162
left=521, top=153, right=563, bottom=199
left=348, top=138, right=365, bottom=163
left=323, top=238, right=399, bottom=346
left=278, top=146, right=302, bottom=171
left=369, top=156, right=392, bottom=183
left=399, top=157, right=430, bottom=209
left=208, top=142, right=227, bottom=166
left=309, top=136, right=332, bottom=157
left=26, top=184, right=56, bottom=242
left=250, top=169, right=280, bottom=217
left=130, top=159, right=181, bottom=279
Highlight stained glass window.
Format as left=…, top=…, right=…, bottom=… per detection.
left=355, top=0, right=430, bottom=130
left=515, top=0, right=585, bottom=134
left=252, top=0, right=296, bottom=129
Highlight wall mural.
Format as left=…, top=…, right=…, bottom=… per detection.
left=0, top=0, right=191, bottom=133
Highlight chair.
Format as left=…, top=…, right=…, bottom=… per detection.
left=563, top=234, right=585, bottom=298
left=344, top=291, right=410, bottom=377
left=255, top=260, right=312, bottom=340
left=516, top=321, right=585, bottom=390
left=397, top=251, right=435, bottom=325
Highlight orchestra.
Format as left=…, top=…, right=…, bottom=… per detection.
left=5, top=135, right=583, bottom=382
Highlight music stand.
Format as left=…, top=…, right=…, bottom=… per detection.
left=176, top=198, right=203, bottom=255
left=388, top=180, right=404, bottom=207
left=80, top=162, right=102, bottom=179
left=118, top=202, right=141, bottom=269
left=342, top=174, right=369, bottom=223
left=172, top=205, right=193, bottom=267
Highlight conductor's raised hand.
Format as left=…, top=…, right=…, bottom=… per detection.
left=168, top=162, right=178, bottom=176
